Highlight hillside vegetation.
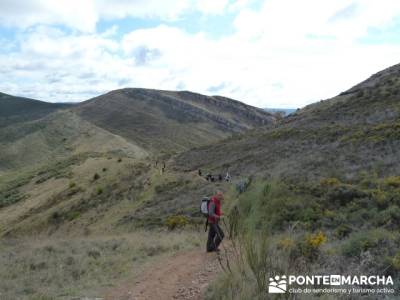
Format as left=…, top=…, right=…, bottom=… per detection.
left=0, top=231, right=201, bottom=299
left=0, top=92, right=72, bottom=128
left=0, top=111, right=146, bottom=172
left=1, top=63, right=400, bottom=299
left=173, top=64, right=400, bottom=299
left=174, top=63, right=400, bottom=179
left=74, top=88, right=275, bottom=154
left=0, top=88, right=271, bottom=239
left=0, top=88, right=274, bottom=174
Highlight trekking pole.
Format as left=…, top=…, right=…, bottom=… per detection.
left=222, top=219, right=228, bottom=237
left=217, top=219, right=228, bottom=253
left=215, top=218, right=233, bottom=274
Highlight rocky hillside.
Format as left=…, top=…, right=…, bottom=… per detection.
left=0, top=89, right=275, bottom=173
left=174, top=63, right=400, bottom=180
left=286, top=63, right=400, bottom=128
left=74, top=88, right=275, bottom=154
left=194, top=63, right=400, bottom=299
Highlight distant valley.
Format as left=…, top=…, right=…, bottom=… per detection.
left=264, top=107, right=297, bottom=116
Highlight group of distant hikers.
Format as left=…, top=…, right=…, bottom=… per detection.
left=198, top=169, right=231, bottom=182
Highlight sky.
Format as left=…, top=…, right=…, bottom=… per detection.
left=0, top=0, right=400, bottom=108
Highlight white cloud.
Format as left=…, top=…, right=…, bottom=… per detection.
left=196, top=0, right=230, bottom=14
left=0, top=26, right=128, bottom=101
left=1, top=0, right=400, bottom=108
left=0, top=0, right=230, bottom=32
left=117, top=0, right=400, bottom=108
left=95, top=0, right=191, bottom=21
left=0, top=0, right=99, bottom=32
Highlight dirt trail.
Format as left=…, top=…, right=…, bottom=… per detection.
left=105, top=249, right=221, bottom=300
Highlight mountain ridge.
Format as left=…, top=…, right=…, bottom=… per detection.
left=73, top=88, right=275, bottom=154
left=173, top=63, right=400, bottom=179
left=0, top=92, right=73, bottom=128
left=0, top=88, right=275, bottom=173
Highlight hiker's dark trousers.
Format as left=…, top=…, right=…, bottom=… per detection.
left=207, top=223, right=224, bottom=252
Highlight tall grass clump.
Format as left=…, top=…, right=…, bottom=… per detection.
left=206, top=177, right=400, bottom=299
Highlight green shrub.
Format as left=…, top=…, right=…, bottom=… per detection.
left=87, top=250, right=101, bottom=259
left=341, top=229, right=392, bottom=257
left=165, top=215, right=189, bottom=230
left=93, top=173, right=100, bottom=181
left=391, top=252, right=400, bottom=270
left=375, top=205, right=400, bottom=227
left=67, top=211, right=80, bottom=221
left=382, top=176, right=400, bottom=188
left=357, top=171, right=378, bottom=189
left=262, top=183, right=271, bottom=196
left=69, top=182, right=76, bottom=188
left=0, top=190, right=26, bottom=208
left=335, top=224, right=352, bottom=239
left=49, top=211, right=62, bottom=224
left=326, top=185, right=366, bottom=206
left=372, top=189, right=390, bottom=209
left=356, top=90, right=364, bottom=98
left=244, top=233, right=270, bottom=293
left=320, top=177, right=341, bottom=187
left=277, top=237, right=296, bottom=251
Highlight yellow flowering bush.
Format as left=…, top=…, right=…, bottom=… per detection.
left=165, top=215, right=189, bottom=230
left=277, top=237, right=296, bottom=251
left=306, top=231, right=327, bottom=248
left=320, top=177, right=341, bottom=187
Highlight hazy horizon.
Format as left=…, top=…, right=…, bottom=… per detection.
left=3, top=87, right=303, bottom=109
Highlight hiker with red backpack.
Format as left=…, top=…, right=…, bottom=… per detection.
left=203, top=191, right=225, bottom=252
